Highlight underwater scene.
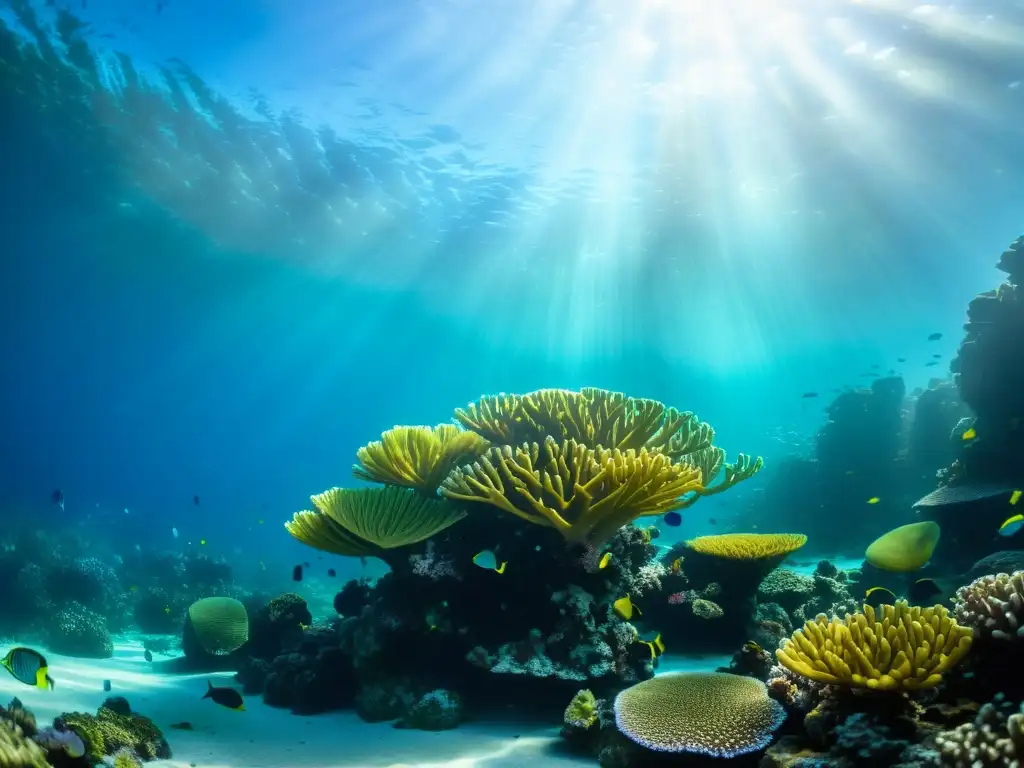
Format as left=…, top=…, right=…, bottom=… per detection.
left=4, top=0, right=1024, bottom=766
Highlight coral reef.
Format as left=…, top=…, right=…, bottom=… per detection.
left=398, top=689, right=464, bottom=731
left=48, top=602, right=114, bottom=659
left=776, top=601, right=972, bottom=690
left=0, top=721, right=47, bottom=768
left=934, top=693, right=1024, bottom=766
left=952, top=570, right=1024, bottom=640
left=57, top=703, right=169, bottom=763
left=182, top=596, right=249, bottom=658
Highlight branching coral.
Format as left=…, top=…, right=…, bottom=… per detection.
left=613, top=672, right=785, bottom=757
left=352, top=424, right=489, bottom=493
left=775, top=601, right=972, bottom=690
left=952, top=570, right=1024, bottom=640
left=286, top=486, right=466, bottom=555
left=0, top=721, right=47, bottom=768
left=440, top=437, right=704, bottom=544
left=934, top=693, right=1024, bottom=766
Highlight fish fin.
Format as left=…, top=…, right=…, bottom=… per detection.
left=496, top=561, right=507, bottom=574
left=35, top=668, right=47, bottom=690
left=634, top=604, right=642, bottom=616
left=202, top=680, right=213, bottom=700
left=236, top=704, right=246, bottom=712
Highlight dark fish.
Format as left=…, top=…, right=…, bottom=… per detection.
left=864, top=586, right=897, bottom=604
left=103, top=679, right=111, bottom=692
left=327, top=569, right=336, bottom=577
left=708, top=518, right=717, bottom=525
left=801, top=392, right=818, bottom=399
left=925, top=361, right=938, bottom=367
left=203, top=681, right=245, bottom=711
left=193, top=495, right=200, bottom=506
left=928, top=333, right=942, bottom=341
left=897, top=358, right=906, bottom=362
left=663, top=511, right=682, bottom=527
left=303, top=562, right=311, bottom=568
left=870, top=364, right=880, bottom=369
left=51, top=489, right=63, bottom=505
left=907, top=578, right=942, bottom=603
left=144, top=650, right=153, bottom=663
left=1, top=648, right=51, bottom=689
left=932, top=354, right=941, bottom=359
left=292, top=564, right=303, bottom=582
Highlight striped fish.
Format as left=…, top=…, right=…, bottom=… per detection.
left=2, top=647, right=52, bottom=689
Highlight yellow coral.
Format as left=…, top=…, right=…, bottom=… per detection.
left=684, top=533, right=807, bottom=560
left=353, top=424, right=489, bottom=493
left=454, top=387, right=710, bottom=455
left=563, top=689, right=598, bottom=729
left=440, top=437, right=704, bottom=545
left=775, top=600, right=972, bottom=691
left=285, top=486, right=466, bottom=555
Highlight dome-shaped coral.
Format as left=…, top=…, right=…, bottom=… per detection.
left=775, top=600, right=971, bottom=690
left=685, top=533, right=807, bottom=560
left=352, top=424, right=489, bottom=493
left=864, top=521, right=941, bottom=572
left=953, top=570, right=1024, bottom=640
left=613, top=672, right=785, bottom=757
left=187, top=597, right=249, bottom=655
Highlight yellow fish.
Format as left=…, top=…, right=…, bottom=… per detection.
left=670, top=558, right=683, bottom=575
left=200, top=539, right=207, bottom=546
left=865, top=586, right=897, bottom=603
left=637, top=631, right=665, bottom=659
left=598, top=552, right=612, bottom=570
left=613, top=595, right=641, bottom=621
left=163, top=607, right=171, bottom=614
left=867, top=497, right=881, bottom=505
left=999, top=514, right=1024, bottom=537
left=1011, top=489, right=1022, bottom=506
left=961, top=427, right=977, bottom=441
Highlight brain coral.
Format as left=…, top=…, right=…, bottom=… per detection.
left=953, top=570, right=1024, bottom=640
left=187, top=597, right=249, bottom=655
left=613, top=672, right=785, bottom=757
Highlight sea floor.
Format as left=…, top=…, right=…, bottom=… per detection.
left=0, top=639, right=732, bottom=768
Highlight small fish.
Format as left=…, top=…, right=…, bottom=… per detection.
left=472, top=550, right=507, bottom=574
left=144, top=650, right=153, bottom=663
left=707, top=518, right=717, bottom=525
left=1, top=648, right=52, bottom=689
left=193, top=495, right=200, bottom=506
left=51, top=489, right=64, bottom=512
left=907, top=578, right=941, bottom=602
left=867, top=497, right=881, bottom=504
left=999, top=514, right=1024, bottom=537
left=897, top=358, right=906, bottom=363
left=292, top=564, right=303, bottom=582
left=932, top=354, right=942, bottom=359
left=202, top=681, right=245, bottom=711
left=670, top=558, right=683, bottom=575
left=598, top=553, right=612, bottom=570
left=925, top=361, right=938, bottom=367
left=1010, top=489, right=1022, bottom=506
left=172, top=527, right=179, bottom=539
left=260, top=561, right=266, bottom=571
left=163, top=606, right=171, bottom=614
left=865, top=586, right=897, bottom=603
left=103, top=679, right=111, bottom=692
left=124, top=508, right=129, bottom=515
left=928, top=332, right=942, bottom=341
left=801, top=392, right=818, bottom=399
left=258, top=519, right=264, bottom=525
left=663, top=511, right=682, bottom=527
left=129, top=585, right=138, bottom=592
left=871, top=364, right=880, bottom=369
left=962, top=427, right=977, bottom=441
left=303, top=561, right=311, bottom=568
left=199, top=539, right=207, bottom=546
left=327, top=568, right=336, bottom=577
left=613, top=595, right=641, bottom=621
left=637, top=631, right=665, bottom=659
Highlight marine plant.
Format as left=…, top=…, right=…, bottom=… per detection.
left=352, top=424, right=489, bottom=493
left=563, top=689, right=599, bottom=730
left=612, top=672, right=785, bottom=757
left=775, top=600, right=972, bottom=690
left=285, top=486, right=466, bottom=555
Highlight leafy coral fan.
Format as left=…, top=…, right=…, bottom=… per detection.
left=613, top=672, right=785, bottom=757
left=934, top=693, right=1024, bottom=766
left=953, top=570, right=1024, bottom=640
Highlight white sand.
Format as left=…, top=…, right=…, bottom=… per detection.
left=0, top=638, right=639, bottom=768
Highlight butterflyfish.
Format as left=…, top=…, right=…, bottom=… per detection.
left=613, top=595, right=641, bottom=621
left=472, top=550, right=507, bottom=574
left=1, top=648, right=52, bottom=690
left=864, top=586, right=897, bottom=603
left=637, top=631, right=665, bottom=659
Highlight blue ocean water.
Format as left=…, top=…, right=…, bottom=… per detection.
left=2, top=3, right=1024, bottom=764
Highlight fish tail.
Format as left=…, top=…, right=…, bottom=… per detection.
left=496, top=561, right=507, bottom=574
left=202, top=680, right=213, bottom=700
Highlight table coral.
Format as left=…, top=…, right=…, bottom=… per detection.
left=352, top=424, right=488, bottom=493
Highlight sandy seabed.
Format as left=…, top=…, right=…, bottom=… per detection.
left=0, top=638, right=728, bottom=768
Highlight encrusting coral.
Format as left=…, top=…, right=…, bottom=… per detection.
left=953, top=570, right=1024, bottom=640
left=775, top=600, right=972, bottom=690
left=441, top=438, right=705, bottom=545
left=286, top=486, right=466, bottom=555
left=613, top=672, right=785, bottom=757
left=58, top=705, right=170, bottom=763
left=352, top=424, right=489, bottom=493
